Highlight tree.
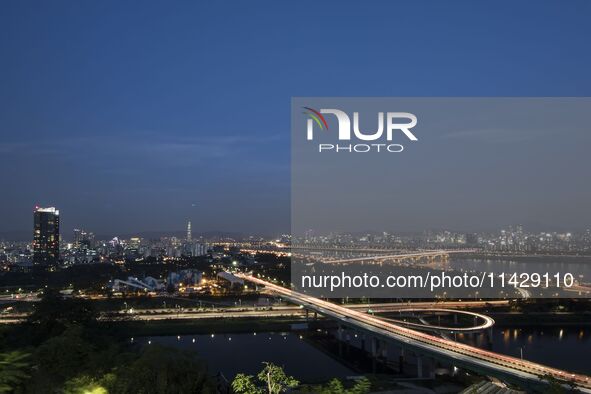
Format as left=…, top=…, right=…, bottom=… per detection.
left=33, top=326, right=94, bottom=386
left=20, top=289, right=98, bottom=346
left=232, top=374, right=263, bottom=394
left=232, top=363, right=299, bottom=394
left=313, top=377, right=371, bottom=394
left=27, top=289, right=97, bottom=327
left=317, top=378, right=345, bottom=394
left=62, top=375, right=108, bottom=394
left=108, top=345, right=215, bottom=394
left=348, top=377, right=371, bottom=394
left=0, top=351, right=29, bottom=393
left=258, top=362, right=299, bottom=394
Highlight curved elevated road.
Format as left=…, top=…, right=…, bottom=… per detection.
left=379, top=308, right=495, bottom=333
left=236, top=273, right=591, bottom=392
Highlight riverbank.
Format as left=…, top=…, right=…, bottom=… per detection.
left=112, top=316, right=329, bottom=336
left=461, top=253, right=591, bottom=263
left=107, top=309, right=591, bottom=337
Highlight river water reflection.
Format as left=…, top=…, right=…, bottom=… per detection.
left=457, top=326, right=591, bottom=375
left=140, top=325, right=591, bottom=380
left=140, top=331, right=355, bottom=382
left=449, top=257, right=591, bottom=282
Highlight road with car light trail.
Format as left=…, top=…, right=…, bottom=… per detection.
left=235, top=273, right=591, bottom=392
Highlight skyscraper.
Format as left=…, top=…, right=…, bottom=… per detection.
left=73, top=228, right=94, bottom=249
left=187, top=220, right=192, bottom=242
left=33, top=206, right=60, bottom=265
left=73, top=228, right=82, bottom=246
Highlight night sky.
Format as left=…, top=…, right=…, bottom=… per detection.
left=1, top=1, right=590, bottom=239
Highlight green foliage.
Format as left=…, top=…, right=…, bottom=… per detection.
left=28, top=289, right=97, bottom=327
left=62, top=375, right=108, bottom=394
left=318, top=378, right=345, bottom=393
left=0, top=351, right=29, bottom=393
left=34, top=326, right=94, bottom=384
left=2, top=291, right=214, bottom=394
left=18, top=324, right=121, bottom=393
left=314, top=377, right=371, bottom=394
left=348, top=377, right=371, bottom=394
left=257, top=362, right=299, bottom=394
left=232, top=374, right=263, bottom=394
left=17, top=289, right=99, bottom=347
left=232, top=362, right=299, bottom=394
left=107, top=345, right=215, bottom=394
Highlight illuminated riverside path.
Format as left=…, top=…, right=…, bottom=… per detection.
left=235, top=273, right=591, bottom=392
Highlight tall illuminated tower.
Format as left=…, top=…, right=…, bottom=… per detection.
left=33, top=206, right=60, bottom=265
left=187, top=220, right=192, bottom=242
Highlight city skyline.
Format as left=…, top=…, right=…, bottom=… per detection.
left=3, top=205, right=590, bottom=274
left=3, top=203, right=591, bottom=242
left=5, top=204, right=591, bottom=248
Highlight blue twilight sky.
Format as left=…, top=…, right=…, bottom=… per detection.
left=1, top=1, right=590, bottom=239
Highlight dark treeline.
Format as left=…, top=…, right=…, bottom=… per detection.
left=0, top=290, right=216, bottom=393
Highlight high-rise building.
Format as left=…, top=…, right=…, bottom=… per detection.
left=73, top=228, right=82, bottom=245
left=73, top=228, right=94, bottom=249
left=33, top=206, right=60, bottom=265
left=187, top=220, right=192, bottom=242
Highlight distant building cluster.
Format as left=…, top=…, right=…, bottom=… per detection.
left=102, top=235, right=209, bottom=262
left=296, top=226, right=591, bottom=254
left=1, top=206, right=591, bottom=272
left=0, top=207, right=211, bottom=269
left=476, top=226, right=591, bottom=253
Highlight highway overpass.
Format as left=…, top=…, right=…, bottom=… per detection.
left=380, top=308, right=495, bottom=333
left=236, top=273, right=591, bottom=393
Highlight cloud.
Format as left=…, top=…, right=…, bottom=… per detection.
left=0, top=132, right=284, bottom=161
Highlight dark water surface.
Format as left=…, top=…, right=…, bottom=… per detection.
left=449, top=257, right=591, bottom=282
left=140, top=331, right=355, bottom=381
left=457, top=326, right=591, bottom=375
left=140, top=324, right=591, bottom=379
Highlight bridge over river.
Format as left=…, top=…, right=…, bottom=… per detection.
left=235, top=273, right=591, bottom=393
